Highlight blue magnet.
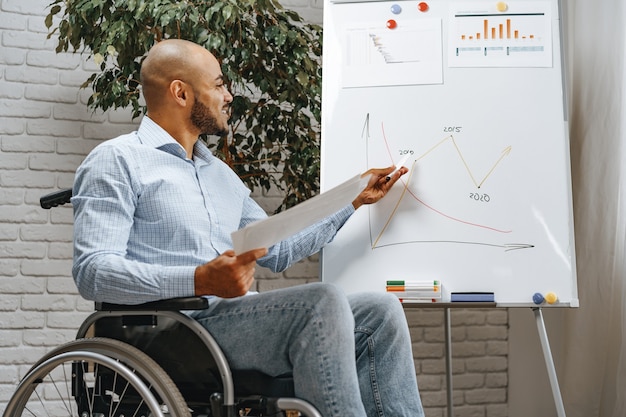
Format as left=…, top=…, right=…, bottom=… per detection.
left=532, top=292, right=545, bottom=305
left=390, top=4, right=402, bottom=14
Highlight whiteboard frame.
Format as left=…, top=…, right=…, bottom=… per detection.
left=319, top=0, right=578, bottom=308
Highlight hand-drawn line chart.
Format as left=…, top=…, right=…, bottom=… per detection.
left=361, top=113, right=534, bottom=252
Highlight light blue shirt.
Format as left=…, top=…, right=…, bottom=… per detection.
left=72, top=117, right=354, bottom=304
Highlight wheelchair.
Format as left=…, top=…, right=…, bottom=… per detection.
left=2, top=189, right=322, bottom=417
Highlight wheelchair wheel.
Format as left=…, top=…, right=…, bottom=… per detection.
left=3, top=338, right=191, bottom=417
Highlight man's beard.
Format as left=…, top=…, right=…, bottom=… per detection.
left=190, top=98, right=229, bottom=136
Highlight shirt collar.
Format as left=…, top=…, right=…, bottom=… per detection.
left=137, top=116, right=216, bottom=164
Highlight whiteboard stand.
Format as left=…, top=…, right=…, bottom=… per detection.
left=533, top=307, right=567, bottom=417
left=407, top=303, right=497, bottom=416
left=444, top=308, right=453, bottom=417
left=408, top=304, right=566, bottom=417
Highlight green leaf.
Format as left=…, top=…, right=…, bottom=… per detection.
left=44, top=13, right=53, bottom=29
left=222, top=4, right=233, bottom=20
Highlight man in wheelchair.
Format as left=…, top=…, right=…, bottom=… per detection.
left=70, top=39, right=424, bottom=417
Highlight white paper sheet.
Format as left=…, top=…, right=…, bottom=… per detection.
left=341, top=18, right=443, bottom=88
left=231, top=174, right=370, bottom=254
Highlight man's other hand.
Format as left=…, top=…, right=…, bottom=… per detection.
left=194, top=248, right=268, bottom=298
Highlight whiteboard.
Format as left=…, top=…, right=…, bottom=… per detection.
left=320, top=0, right=578, bottom=307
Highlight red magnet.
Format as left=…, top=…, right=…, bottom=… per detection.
left=386, top=19, right=397, bottom=29
left=418, top=2, right=429, bottom=12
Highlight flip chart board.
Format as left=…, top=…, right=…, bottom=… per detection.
left=320, top=0, right=578, bottom=307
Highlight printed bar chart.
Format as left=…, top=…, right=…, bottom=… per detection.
left=448, top=3, right=552, bottom=68
left=458, top=15, right=542, bottom=41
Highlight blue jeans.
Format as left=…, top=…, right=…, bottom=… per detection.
left=187, top=283, right=424, bottom=417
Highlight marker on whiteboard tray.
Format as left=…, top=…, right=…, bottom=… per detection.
left=386, top=154, right=411, bottom=182
left=386, top=280, right=442, bottom=303
left=386, top=280, right=440, bottom=292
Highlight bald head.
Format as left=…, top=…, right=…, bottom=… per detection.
left=137, top=39, right=233, bottom=149
left=140, top=39, right=219, bottom=112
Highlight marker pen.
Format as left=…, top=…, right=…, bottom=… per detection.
left=386, top=154, right=411, bottom=181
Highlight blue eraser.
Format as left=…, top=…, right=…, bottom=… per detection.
left=450, top=292, right=494, bottom=302
left=532, top=293, right=544, bottom=305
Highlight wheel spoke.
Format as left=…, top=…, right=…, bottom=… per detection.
left=50, top=363, right=74, bottom=417
left=5, top=338, right=190, bottom=417
left=109, top=367, right=132, bottom=417
left=22, top=405, right=37, bottom=417
left=85, top=362, right=96, bottom=416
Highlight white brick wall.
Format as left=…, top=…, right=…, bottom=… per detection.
left=0, top=1, right=508, bottom=416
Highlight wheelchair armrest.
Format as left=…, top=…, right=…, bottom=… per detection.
left=40, top=188, right=73, bottom=209
left=95, top=296, right=209, bottom=311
